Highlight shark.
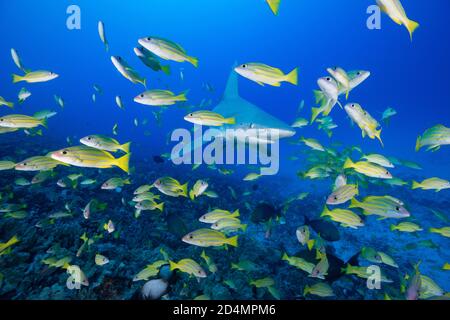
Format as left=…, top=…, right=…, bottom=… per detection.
left=171, top=67, right=296, bottom=163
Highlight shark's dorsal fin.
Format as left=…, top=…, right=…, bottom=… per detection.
left=223, top=65, right=239, bottom=100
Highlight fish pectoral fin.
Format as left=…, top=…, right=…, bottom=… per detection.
left=256, top=81, right=265, bottom=87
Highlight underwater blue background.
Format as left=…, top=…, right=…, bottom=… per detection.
left=0, top=0, right=449, bottom=300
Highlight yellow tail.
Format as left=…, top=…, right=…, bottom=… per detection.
left=120, top=142, right=131, bottom=153
left=226, top=117, right=236, bottom=125
left=307, top=239, right=315, bottom=251
left=375, top=128, right=384, bottom=147
left=116, top=153, right=131, bottom=174
left=343, top=158, right=354, bottom=169
left=12, top=74, right=23, bottom=83
left=285, top=68, right=298, bottom=85
left=389, top=225, right=397, bottom=232
left=5, top=101, right=14, bottom=108
left=311, top=107, right=322, bottom=123
left=320, top=206, right=330, bottom=218
left=282, top=253, right=288, bottom=261
left=227, top=235, right=238, bottom=247
left=241, top=224, right=248, bottom=232
left=232, top=209, right=240, bottom=218
left=168, top=260, right=178, bottom=271
left=415, top=136, right=421, bottom=152
left=303, top=285, right=310, bottom=296
left=155, top=202, right=164, bottom=212
left=188, top=56, right=199, bottom=68
left=180, top=182, right=189, bottom=197
left=406, top=19, right=419, bottom=41
left=267, top=0, right=280, bottom=15
left=411, top=181, right=421, bottom=189
left=176, top=92, right=188, bottom=102
left=189, top=189, right=196, bottom=201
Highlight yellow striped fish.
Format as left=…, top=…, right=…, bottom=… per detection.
left=416, top=125, right=450, bottom=152
left=344, top=158, right=392, bottom=179
left=184, top=110, right=235, bottom=126
left=321, top=206, right=364, bottom=229
left=182, top=228, right=238, bottom=247
left=326, top=184, right=359, bottom=205
left=15, top=156, right=68, bottom=171
left=169, top=259, right=207, bottom=278
left=49, top=146, right=130, bottom=173
left=0, top=114, right=47, bottom=129
left=235, top=63, right=298, bottom=87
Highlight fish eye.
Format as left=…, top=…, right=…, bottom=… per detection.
left=242, top=64, right=247, bottom=68
left=0, top=119, right=3, bottom=121
left=386, top=171, right=389, bottom=175
left=189, top=235, right=193, bottom=239
left=23, top=163, right=27, bottom=166
left=334, top=196, right=338, bottom=200
left=395, top=206, right=400, bottom=211
left=62, top=151, right=68, bottom=155
left=351, top=104, right=355, bottom=107
left=87, top=137, right=91, bottom=140
left=146, top=37, right=152, bottom=41
left=326, top=77, right=331, bottom=81
left=140, top=94, right=144, bottom=98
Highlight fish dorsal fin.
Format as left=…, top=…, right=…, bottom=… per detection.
left=223, top=65, right=239, bottom=100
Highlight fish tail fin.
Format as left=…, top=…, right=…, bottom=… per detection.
left=343, top=158, right=354, bottom=169
left=6, top=101, right=14, bottom=108
left=116, top=153, right=131, bottom=174
left=232, top=209, right=240, bottom=218
left=303, top=286, right=310, bottom=296
left=227, top=235, right=238, bottom=247
left=176, top=92, right=188, bottom=102
left=310, top=107, right=322, bottom=123
left=428, top=228, right=437, bottom=233
left=120, top=142, right=131, bottom=153
left=155, top=202, right=164, bottom=212
left=285, top=68, right=298, bottom=85
left=180, top=183, right=189, bottom=197
left=40, top=118, right=48, bottom=128
left=375, top=128, right=384, bottom=147
left=411, top=181, right=421, bottom=189
left=241, top=224, right=248, bottom=232
left=320, top=206, right=330, bottom=218
left=188, top=56, right=199, bottom=68
left=8, top=235, right=19, bottom=246
left=406, top=19, right=419, bottom=41
left=389, top=225, right=396, bottom=231
left=189, top=189, right=195, bottom=201
left=123, top=179, right=131, bottom=185
left=282, top=252, right=288, bottom=261
left=415, top=136, right=421, bottom=152
left=12, top=74, right=23, bottom=83
left=226, top=117, right=236, bottom=125
left=168, top=260, right=177, bottom=271
left=267, top=0, right=280, bottom=15
left=161, top=65, right=171, bottom=75
left=349, top=198, right=360, bottom=209
left=307, top=239, right=315, bottom=251
left=313, top=90, right=325, bottom=104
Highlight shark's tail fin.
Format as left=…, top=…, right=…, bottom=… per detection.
left=223, top=64, right=239, bottom=100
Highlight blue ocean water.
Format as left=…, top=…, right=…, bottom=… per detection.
left=0, top=0, right=449, bottom=300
